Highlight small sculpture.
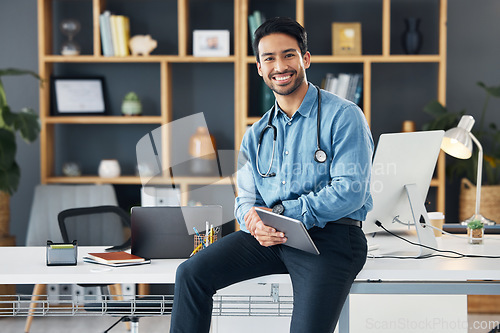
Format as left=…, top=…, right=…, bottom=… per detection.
left=129, top=35, right=157, bottom=56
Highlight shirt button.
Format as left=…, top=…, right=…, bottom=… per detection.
left=287, top=122, right=292, bottom=126
left=285, top=151, right=289, bottom=155
left=282, top=181, right=286, bottom=185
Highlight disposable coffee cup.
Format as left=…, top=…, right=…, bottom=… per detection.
left=428, top=212, right=445, bottom=237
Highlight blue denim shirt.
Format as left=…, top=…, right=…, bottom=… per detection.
left=235, top=83, right=374, bottom=231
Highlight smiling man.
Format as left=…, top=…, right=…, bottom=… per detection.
left=170, top=17, right=374, bottom=333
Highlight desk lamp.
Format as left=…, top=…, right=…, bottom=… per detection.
left=440, top=115, right=495, bottom=225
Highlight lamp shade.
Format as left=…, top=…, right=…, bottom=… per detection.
left=440, top=115, right=475, bottom=159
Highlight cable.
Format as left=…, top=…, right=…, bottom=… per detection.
left=373, top=220, right=500, bottom=259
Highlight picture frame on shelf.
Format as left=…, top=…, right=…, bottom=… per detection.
left=332, top=22, right=362, bottom=56
left=193, top=30, right=230, bottom=57
left=51, top=76, right=107, bottom=115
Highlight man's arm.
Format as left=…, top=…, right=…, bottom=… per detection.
left=282, top=105, right=374, bottom=229
left=234, top=134, right=266, bottom=232
left=234, top=133, right=287, bottom=246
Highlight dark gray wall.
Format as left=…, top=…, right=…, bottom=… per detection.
left=1, top=0, right=500, bottom=245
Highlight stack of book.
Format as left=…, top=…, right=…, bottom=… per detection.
left=99, top=10, right=130, bottom=57
left=84, top=251, right=150, bottom=267
left=322, top=73, right=363, bottom=105
left=248, top=10, right=264, bottom=41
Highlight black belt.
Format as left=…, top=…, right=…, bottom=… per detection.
left=334, top=218, right=362, bottom=228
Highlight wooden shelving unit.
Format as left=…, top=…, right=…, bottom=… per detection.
left=38, top=0, right=447, bottom=213
left=236, top=0, right=447, bottom=214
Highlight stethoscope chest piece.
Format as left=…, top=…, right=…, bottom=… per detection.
left=314, top=148, right=327, bottom=163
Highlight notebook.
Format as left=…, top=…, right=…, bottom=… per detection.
left=131, top=206, right=223, bottom=259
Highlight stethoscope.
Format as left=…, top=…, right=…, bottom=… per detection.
left=256, top=85, right=327, bottom=178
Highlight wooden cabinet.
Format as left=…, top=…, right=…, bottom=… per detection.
left=38, top=0, right=447, bottom=213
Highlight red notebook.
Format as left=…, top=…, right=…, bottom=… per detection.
left=87, top=251, right=145, bottom=264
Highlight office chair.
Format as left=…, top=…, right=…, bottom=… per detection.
left=24, top=184, right=119, bottom=333
left=60, top=205, right=170, bottom=333
left=58, top=205, right=134, bottom=331
left=58, top=205, right=131, bottom=251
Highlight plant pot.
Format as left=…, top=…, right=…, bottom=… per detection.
left=121, top=100, right=142, bottom=116
left=467, top=227, right=484, bottom=244
left=460, top=178, right=500, bottom=224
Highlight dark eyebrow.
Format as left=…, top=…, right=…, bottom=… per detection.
left=260, top=48, right=299, bottom=59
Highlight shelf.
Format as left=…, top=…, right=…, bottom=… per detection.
left=44, top=116, right=163, bottom=124
left=246, top=117, right=261, bottom=125
left=42, top=55, right=237, bottom=64
left=245, top=54, right=443, bottom=64
left=45, top=176, right=234, bottom=186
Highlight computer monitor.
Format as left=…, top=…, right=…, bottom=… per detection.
left=363, top=130, right=444, bottom=257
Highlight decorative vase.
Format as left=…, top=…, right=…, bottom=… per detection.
left=401, top=120, right=416, bottom=132
left=189, top=127, right=217, bottom=175
left=467, top=227, right=484, bottom=244
left=402, top=17, right=422, bottom=55
left=98, top=159, right=121, bottom=178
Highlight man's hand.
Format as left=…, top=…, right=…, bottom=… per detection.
left=244, top=207, right=287, bottom=247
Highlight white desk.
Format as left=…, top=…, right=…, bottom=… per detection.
left=1, top=234, right=500, bottom=333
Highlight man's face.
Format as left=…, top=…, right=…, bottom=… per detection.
left=256, top=33, right=311, bottom=96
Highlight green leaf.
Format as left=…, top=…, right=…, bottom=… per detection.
left=477, top=81, right=500, bottom=98
left=0, top=160, right=20, bottom=195
left=12, top=108, right=40, bottom=143
left=0, top=128, right=16, bottom=169
left=0, top=68, right=41, bottom=81
left=423, top=100, right=447, bottom=117
left=1, top=105, right=15, bottom=127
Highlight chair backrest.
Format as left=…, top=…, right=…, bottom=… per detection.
left=58, top=205, right=131, bottom=247
left=25, top=184, right=119, bottom=246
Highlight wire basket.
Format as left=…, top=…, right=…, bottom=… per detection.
left=193, top=227, right=220, bottom=255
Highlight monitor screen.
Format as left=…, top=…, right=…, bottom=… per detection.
left=363, top=130, right=444, bottom=235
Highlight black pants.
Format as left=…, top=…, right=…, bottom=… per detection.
left=170, top=223, right=367, bottom=333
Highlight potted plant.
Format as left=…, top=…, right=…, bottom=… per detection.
left=121, top=91, right=142, bottom=116
left=467, top=220, right=484, bottom=244
left=423, top=82, right=500, bottom=223
left=0, top=68, right=42, bottom=245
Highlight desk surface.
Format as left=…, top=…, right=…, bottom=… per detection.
left=1, top=234, right=500, bottom=285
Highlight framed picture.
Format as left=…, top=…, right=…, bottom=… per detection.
left=193, top=30, right=230, bottom=57
left=51, top=76, right=107, bottom=115
left=332, top=22, right=362, bottom=56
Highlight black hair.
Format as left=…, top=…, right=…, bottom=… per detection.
left=252, top=17, right=308, bottom=63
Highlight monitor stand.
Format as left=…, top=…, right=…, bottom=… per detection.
left=403, top=183, right=438, bottom=257
left=368, top=184, right=438, bottom=258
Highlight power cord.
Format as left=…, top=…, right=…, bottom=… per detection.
left=371, top=220, right=500, bottom=259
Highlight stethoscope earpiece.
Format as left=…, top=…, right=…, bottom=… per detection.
left=256, top=85, right=326, bottom=178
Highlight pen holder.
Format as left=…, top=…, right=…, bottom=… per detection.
left=193, top=228, right=219, bottom=254
left=46, top=240, right=78, bottom=266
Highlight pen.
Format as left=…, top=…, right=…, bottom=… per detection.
left=190, top=243, right=203, bottom=257
left=205, top=221, right=209, bottom=248
left=210, top=224, right=214, bottom=244
left=193, top=227, right=205, bottom=248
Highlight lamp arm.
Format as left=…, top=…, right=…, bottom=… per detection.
left=469, top=132, right=483, bottom=216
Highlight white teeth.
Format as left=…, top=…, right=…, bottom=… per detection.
left=275, top=75, right=291, bottom=81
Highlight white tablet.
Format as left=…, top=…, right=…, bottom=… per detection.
left=255, top=208, right=320, bottom=255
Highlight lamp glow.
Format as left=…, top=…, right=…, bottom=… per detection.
left=440, top=115, right=495, bottom=225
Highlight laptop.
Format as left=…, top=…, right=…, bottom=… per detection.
left=131, top=205, right=223, bottom=259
